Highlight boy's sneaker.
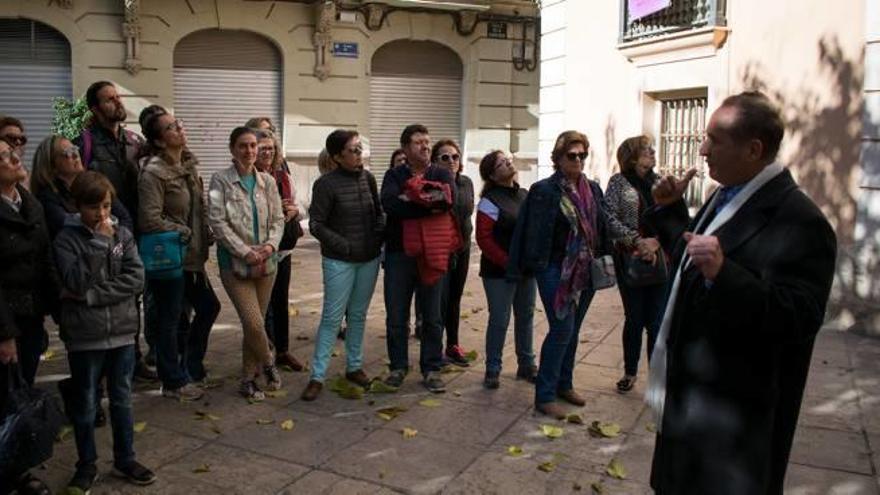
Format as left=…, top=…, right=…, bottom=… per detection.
left=445, top=345, right=470, bottom=367
left=423, top=371, right=446, bottom=393
left=113, top=460, right=157, bottom=486
left=484, top=371, right=500, bottom=389
left=240, top=379, right=266, bottom=402
left=68, top=463, right=98, bottom=494
left=264, top=365, right=282, bottom=391
left=384, top=369, right=407, bottom=388
left=161, top=383, right=204, bottom=402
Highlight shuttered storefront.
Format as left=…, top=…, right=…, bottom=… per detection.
left=369, top=40, right=463, bottom=187
left=173, top=29, right=282, bottom=181
left=0, top=18, right=71, bottom=170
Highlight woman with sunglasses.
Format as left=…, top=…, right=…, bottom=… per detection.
left=30, top=135, right=133, bottom=240
left=302, top=129, right=384, bottom=401
left=0, top=136, right=58, bottom=495
left=509, top=130, right=638, bottom=419
left=253, top=128, right=305, bottom=373
left=605, top=136, right=664, bottom=394
left=476, top=150, right=537, bottom=388
left=138, top=112, right=219, bottom=401
left=430, top=140, right=473, bottom=366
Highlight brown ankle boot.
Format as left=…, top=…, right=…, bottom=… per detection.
left=345, top=370, right=371, bottom=387
left=557, top=389, right=586, bottom=406
left=536, top=402, right=567, bottom=420
left=301, top=380, right=322, bottom=401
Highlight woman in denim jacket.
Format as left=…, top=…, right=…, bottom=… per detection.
left=508, top=130, right=646, bottom=419
left=208, top=127, right=284, bottom=401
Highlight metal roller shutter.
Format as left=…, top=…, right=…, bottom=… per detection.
left=369, top=41, right=463, bottom=188
left=0, top=19, right=72, bottom=170
left=173, top=30, right=282, bottom=182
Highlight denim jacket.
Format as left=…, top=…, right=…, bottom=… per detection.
left=507, top=171, right=625, bottom=279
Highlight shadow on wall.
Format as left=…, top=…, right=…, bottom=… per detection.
left=742, top=35, right=879, bottom=336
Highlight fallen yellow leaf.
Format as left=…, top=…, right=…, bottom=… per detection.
left=588, top=421, right=621, bottom=438
left=418, top=398, right=441, bottom=408
left=507, top=445, right=524, bottom=457
left=193, top=411, right=221, bottom=421
left=591, top=481, right=605, bottom=494
left=192, top=464, right=211, bottom=474
left=402, top=427, right=418, bottom=438
left=464, top=350, right=478, bottom=362
left=56, top=425, right=73, bottom=442
left=264, top=390, right=288, bottom=399
left=606, top=458, right=627, bottom=479
left=565, top=413, right=584, bottom=425
left=256, top=419, right=274, bottom=425
left=133, top=421, right=147, bottom=433
left=645, top=422, right=656, bottom=433
left=537, top=461, right=556, bottom=472
left=280, top=419, right=295, bottom=431
left=541, top=424, right=564, bottom=439
left=42, top=350, right=56, bottom=361
left=288, top=307, right=299, bottom=317
left=369, top=380, right=398, bottom=393
left=376, top=406, right=407, bottom=421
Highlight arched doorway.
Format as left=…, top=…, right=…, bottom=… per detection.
left=173, top=29, right=283, bottom=180
left=369, top=40, right=463, bottom=185
left=0, top=18, right=72, bottom=169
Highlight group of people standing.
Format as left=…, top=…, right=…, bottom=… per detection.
left=0, top=86, right=838, bottom=495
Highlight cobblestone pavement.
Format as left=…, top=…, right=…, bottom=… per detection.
left=32, top=236, right=880, bottom=494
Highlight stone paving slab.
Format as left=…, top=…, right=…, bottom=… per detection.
left=29, top=241, right=880, bottom=494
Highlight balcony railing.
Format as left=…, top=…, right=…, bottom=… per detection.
left=619, top=0, right=726, bottom=43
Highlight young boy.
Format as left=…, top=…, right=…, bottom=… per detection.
left=53, top=171, right=156, bottom=492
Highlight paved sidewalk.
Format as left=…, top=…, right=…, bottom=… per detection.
left=32, top=237, right=880, bottom=494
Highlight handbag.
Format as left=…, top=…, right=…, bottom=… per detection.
left=138, top=231, right=186, bottom=279
left=0, top=363, right=64, bottom=478
left=622, top=249, right=668, bottom=287
left=230, top=252, right=279, bottom=279
left=590, top=254, right=617, bottom=291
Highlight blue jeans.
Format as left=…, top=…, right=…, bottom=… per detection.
left=618, top=279, right=665, bottom=376
left=534, top=263, right=595, bottom=405
left=310, top=256, right=380, bottom=382
left=180, top=271, right=221, bottom=381
left=383, top=251, right=445, bottom=376
left=67, top=344, right=136, bottom=468
left=482, top=276, right=537, bottom=374
left=146, top=277, right=188, bottom=389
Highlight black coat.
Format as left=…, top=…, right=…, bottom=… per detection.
left=645, top=169, right=837, bottom=495
left=0, top=185, right=60, bottom=330
left=309, top=167, right=384, bottom=262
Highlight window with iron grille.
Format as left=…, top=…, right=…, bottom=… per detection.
left=659, top=96, right=707, bottom=207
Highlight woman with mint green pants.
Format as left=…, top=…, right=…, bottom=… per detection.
left=301, top=129, right=385, bottom=401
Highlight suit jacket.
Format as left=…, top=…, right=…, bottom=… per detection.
left=645, top=169, right=837, bottom=495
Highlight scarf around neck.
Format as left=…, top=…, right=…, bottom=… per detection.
left=553, top=173, right=598, bottom=319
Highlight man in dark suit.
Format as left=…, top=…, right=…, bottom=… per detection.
left=645, top=91, right=837, bottom=494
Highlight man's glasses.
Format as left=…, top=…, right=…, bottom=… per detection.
left=2, top=135, right=26, bottom=147
left=61, top=145, right=80, bottom=159
left=440, top=153, right=460, bottom=163
left=0, top=150, right=21, bottom=163
left=565, top=151, right=588, bottom=162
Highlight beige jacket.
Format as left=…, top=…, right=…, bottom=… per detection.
left=207, top=163, right=284, bottom=260
left=138, top=153, right=210, bottom=272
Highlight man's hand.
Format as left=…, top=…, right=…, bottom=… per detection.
left=684, top=232, right=724, bottom=281
left=635, top=237, right=660, bottom=264
left=653, top=169, right=698, bottom=206
left=0, top=338, right=17, bottom=365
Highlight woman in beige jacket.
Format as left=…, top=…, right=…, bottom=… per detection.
left=138, top=110, right=219, bottom=402
left=208, top=126, right=284, bottom=401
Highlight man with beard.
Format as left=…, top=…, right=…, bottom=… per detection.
left=73, top=81, right=156, bottom=382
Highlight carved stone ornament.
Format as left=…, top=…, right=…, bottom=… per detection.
left=50, top=0, right=73, bottom=8
left=313, top=0, right=336, bottom=81
left=457, top=11, right=479, bottom=36
left=364, top=3, right=385, bottom=31
left=122, top=0, right=142, bottom=75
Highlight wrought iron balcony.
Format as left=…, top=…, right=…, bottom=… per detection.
left=619, top=0, right=726, bottom=43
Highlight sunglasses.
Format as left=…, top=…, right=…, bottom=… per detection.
left=346, top=147, right=363, bottom=155
left=61, top=145, right=80, bottom=159
left=163, top=119, right=184, bottom=132
left=440, top=153, right=460, bottom=163
left=0, top=150, right=20, bottom=163
left=565, top=151, right=588, bottom=162
left=2, top=135, right=26, bottom=147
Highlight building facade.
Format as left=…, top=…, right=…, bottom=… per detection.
left=539, top=0, right=877, bottom=334
left=0, top=0, right=540, bottom=202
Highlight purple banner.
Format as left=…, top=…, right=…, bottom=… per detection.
left=628, top=0, right=671, bottom=21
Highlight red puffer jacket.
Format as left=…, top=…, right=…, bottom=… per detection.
left=401, top=177, right=462, bottom=285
